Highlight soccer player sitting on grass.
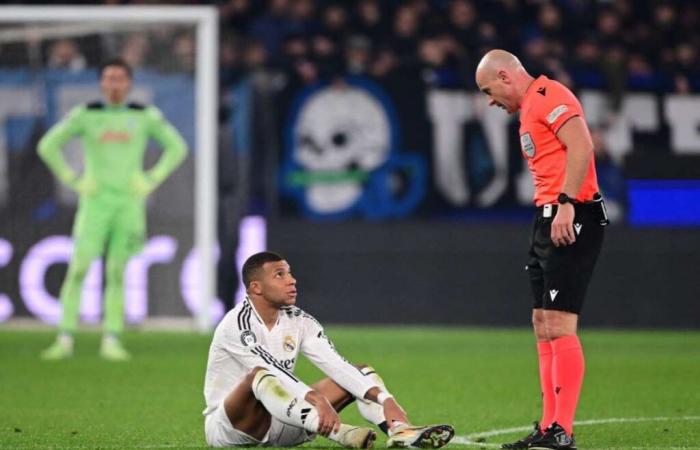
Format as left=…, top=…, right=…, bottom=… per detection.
left=39, top=58, right=187, bottom=361
left=202, top=251, right=455, bottom=448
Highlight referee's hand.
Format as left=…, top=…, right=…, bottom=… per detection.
left=551, top=203, right=576, bottom=247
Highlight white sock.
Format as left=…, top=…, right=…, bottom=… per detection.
left=252, top=369, right=356, bottom=443
left=102, top=334, right=119, bottom=346
left=356, top=367, right=389, bottom=432
left=58, top=333, right=74, bottom=348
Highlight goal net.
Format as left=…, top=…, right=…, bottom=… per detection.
left=0, top=6, right=225, bottom=331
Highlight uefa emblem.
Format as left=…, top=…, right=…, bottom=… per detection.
left=240, top=330, right=257, bottom=347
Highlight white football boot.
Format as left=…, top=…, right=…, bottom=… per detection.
left=387, top=423, right=455, bottom=448
left=334, top=424, right=377, bottom=449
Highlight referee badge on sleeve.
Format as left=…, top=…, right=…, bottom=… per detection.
left=520, top=132, right=536, bottom=158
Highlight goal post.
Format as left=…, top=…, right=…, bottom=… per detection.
left=0, top=6, right=219, bottom=332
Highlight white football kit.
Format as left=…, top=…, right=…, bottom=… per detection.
left=203, top=297, right=377, bottom=446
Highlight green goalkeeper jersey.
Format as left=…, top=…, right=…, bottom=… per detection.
left=38, top=101, right=187, bottom=196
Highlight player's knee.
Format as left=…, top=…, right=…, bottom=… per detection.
left=543, top=312, right=577, bottom=340
left=67, top=258, right=91, bottom=281
left=105, top=263, right=126, bottom=283
left=245, top=367, right=268, bottom=384
left=532, top=311, right=545, bottom=328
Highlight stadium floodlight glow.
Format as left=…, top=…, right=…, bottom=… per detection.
left=0, top=5, right=219, bottom=332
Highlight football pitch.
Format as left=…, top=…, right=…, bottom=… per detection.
left=1, top=327, right=699, bottom=449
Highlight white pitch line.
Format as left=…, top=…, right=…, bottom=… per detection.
left=453, top=415, right=700, bottom=448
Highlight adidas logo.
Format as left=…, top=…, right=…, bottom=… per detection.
left=300, top=407, right=311, bottom=424
left=549, top=289, right=559, bottom=301
left=537, top=86, right=547, bottom=96
left=574, top=223, right=583, bottom=235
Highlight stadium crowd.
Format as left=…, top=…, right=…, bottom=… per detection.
left=4, top=0, right=699, bottom=96
left=215, top=0, right=700, bottom=95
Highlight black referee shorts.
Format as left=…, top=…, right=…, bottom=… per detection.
left=526, top=200, right=607, bottom=314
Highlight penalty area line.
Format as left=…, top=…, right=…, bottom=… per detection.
left=452, top=415, right=700, bottom=448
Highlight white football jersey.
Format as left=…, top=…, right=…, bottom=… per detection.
left=203, top=297, right=376, bottom=416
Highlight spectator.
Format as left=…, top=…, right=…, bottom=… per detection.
left=345, top=34, right=371, bottom=75
left=391, top=5, right=420, bottom=59
left=354, top=0, right=385, bottom=42
left=47, top=39, right=87, bottom=72
left=120, top=33, right=149, bottom=71
left=250, top=0, right=293, bottom=62
left=321, top=2, right=349, bottom=43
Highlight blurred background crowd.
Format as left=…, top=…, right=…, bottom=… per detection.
left=5, top=0, right=699, bottom=93
left=1, top=0, right=699, bottom=222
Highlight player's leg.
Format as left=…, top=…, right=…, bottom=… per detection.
left=223, top=367, right=375, bottom=448
left=101, top=251, right=131, bottom=360
left=305, top=364, right=453, bottom=449
left=532, top=211, right=604, bottom=450
left=41, top=198, right=108, bottom=360
left=100, top=199, right=146, bottom=360
left=501, top=221, right=550, bottom=449
left=309, top=364, right=391, bottom=434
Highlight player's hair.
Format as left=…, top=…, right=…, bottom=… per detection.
left=99, top=58, right=133, bottom=79
left=242, top=251, right=285, bottom=288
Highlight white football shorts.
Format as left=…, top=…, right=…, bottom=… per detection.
left=204, top=400, right=314, bottom=447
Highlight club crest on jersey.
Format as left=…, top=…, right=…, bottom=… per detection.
left=240, top=330, right=257, bottom=347
left=520, top=132, right=536, bottom=158
left=283, top=335, right=296, bottom=352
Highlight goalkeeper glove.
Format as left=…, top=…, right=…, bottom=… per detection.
left=129, top=173, right=156, bottom=198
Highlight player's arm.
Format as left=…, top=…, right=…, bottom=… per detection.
left=552, top=116, right=594, bottom=246
left=143, top=106, right=187, bottom=190
left=300, top=314, right=379, bottom=402
left=37, top=106, right=85, bottom=189
left=221, top=327, right=313, bottom=400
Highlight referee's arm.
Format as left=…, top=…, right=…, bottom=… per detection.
left=552, top=116, right=594, bottom=246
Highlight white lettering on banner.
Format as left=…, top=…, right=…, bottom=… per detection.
left=180, top=216, right=267, bottom=323
left=0, top=238, right=14, bottom=321
left=427, top=90, right=472, bottom=206
left=0, top=216, right=267, bottom=323
left=426, top=91, right=512, bottom=207
left=580, top=92, right=660, bottom=163
left=18, top=236, right=103, bottom=325
left=664, top=95, right=700, bottom=154
left=125, top=236, right=177, bottom=322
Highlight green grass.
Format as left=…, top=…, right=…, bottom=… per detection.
left=1, top=327, right=699, bottom=449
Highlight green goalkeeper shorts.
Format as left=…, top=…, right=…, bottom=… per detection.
left=72, top=192, right=146, bottom=260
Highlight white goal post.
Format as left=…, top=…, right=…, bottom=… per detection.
left=0, top=6, right=219, bottom=332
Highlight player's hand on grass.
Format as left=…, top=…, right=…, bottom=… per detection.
left=130, top=173, right=155, bottom=198
left=383, top=397, right=409, bottom=426
left=305, top=391, right=340, bottom=437
left=71, top=176, right=98, bottom=196
left=551, top=203, right=575, bottom=247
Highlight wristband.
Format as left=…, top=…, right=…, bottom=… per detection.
left=377, top=391, right=394, bottom=405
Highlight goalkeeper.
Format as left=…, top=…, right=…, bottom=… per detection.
left=39, top=58, right=187, bottom=361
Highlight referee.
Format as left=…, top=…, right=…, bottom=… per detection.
left=475, top=50, right=608, bottom=450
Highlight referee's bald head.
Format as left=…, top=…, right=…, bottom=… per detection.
left=475, top=49, right=524, bottom=84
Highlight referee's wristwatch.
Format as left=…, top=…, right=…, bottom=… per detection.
left=557, top=193, right=575, bottom=205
